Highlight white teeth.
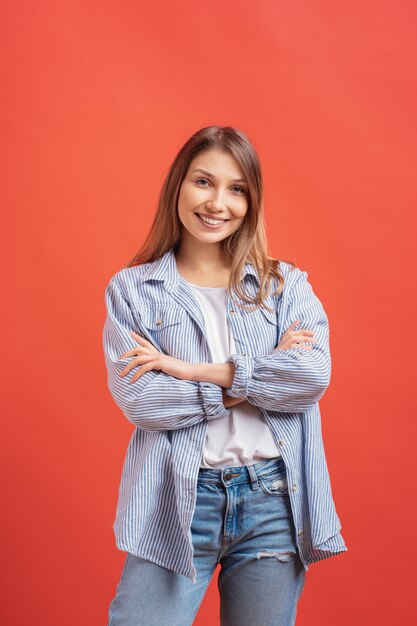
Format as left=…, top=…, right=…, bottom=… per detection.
left=198, top=214, right=227, bottom=225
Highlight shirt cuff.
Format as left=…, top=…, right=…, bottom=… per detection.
left=225, top=353, right=254, bottom=398
left=199, top=382, right=231, bottom=421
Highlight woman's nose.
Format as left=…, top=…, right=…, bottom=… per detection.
left=206, top=191, right=227, bottom=210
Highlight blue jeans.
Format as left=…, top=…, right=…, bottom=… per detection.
left=107, top=456, right=306, bottom=626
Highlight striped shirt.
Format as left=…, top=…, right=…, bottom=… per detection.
left=102, top=248, right=348, bottom=582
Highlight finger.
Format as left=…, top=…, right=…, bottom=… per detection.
left=118, top=356, right=143, bottom=377
left=129, top=331, right=155, bottom=349
left=294, top=337, right=316, bottom=344
left=119, top=346, right=152, bottom=359
left=291, top=328, right=314, bottom=337
left=119, top=354, right=157, bottom=377
left=286, top=321, right=317, bottom=336
left=293, top=342, right=313, bottom=349
left=129, top=331, right=161, bottom=356
left=289, top=333, right=317, bottom=343
left=285, top=325, right=315, bottom=338
left=129, top=361, right=157, bottom=383
left=119, top=332, right=149, bottom=356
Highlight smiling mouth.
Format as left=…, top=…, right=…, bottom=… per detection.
left=195, top=213, right=230, bottom=226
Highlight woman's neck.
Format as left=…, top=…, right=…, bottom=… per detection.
left=174, top=249, right=231, bottom=289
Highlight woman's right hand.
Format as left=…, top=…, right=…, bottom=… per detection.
left=274, top=320, right=316, bottom=352
left=222, top=388, right=248, bottom=408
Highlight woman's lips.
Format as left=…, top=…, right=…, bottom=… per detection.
left=195, top=213, right=230, bottom=229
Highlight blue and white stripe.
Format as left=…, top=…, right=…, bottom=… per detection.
left=102, top=248, right=348, bottom=582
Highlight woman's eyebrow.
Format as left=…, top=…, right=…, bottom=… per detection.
left=191, top=168, right=247, bottom=183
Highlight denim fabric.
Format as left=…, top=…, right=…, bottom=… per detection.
left=107, top=457, right=306, bottom=626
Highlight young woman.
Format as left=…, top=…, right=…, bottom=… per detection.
left=103, top=125, right=348, bottom=626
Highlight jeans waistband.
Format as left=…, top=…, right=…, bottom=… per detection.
left=197, top=456, right=286, bottom=490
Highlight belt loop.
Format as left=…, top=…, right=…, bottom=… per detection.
left=247, top=464, right=259, bottom=490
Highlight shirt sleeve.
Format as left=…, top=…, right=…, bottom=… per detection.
left=224, top=268, right=331, bottom=413
left=102, top=277, right=231, bottom=431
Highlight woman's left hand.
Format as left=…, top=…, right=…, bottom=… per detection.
left=118, top=331, right=194, bottom=384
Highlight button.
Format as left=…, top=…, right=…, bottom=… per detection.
left=278, top=439, right=285, bottom=446
left=298, top=529, right=303, bottom=536
left=223, top=470, right=234, bottom=481
left=230, top=309, right=235, bottom=314
left=156, top=319, right=162, bottom=325
left=292, top=484, right=298, bottom=491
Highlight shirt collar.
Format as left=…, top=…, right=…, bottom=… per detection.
left=139, top=248, right=260, bottom=293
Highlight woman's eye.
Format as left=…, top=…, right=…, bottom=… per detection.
left=195, top=179, right=246, bottom=194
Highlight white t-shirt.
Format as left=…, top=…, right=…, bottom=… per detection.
left=186, top=281, right=281, bottom=469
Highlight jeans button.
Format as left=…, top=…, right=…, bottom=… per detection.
left=223, top=470, right=234, bottom=481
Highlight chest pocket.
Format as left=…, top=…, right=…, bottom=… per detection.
left=240, top=305, right=279, bottom=355
left=134, top=305, right=186, bottom=357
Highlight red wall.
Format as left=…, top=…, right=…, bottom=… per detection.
left=1, top=1, right=416, bottom=624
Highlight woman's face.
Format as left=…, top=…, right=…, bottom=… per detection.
left=177, top=147, right=249, bottom=245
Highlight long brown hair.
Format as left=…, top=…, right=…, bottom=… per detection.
left=124, top=125, right=296, bottom=311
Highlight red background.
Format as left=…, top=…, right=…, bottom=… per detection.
left=1, top=1, right=416, bottom=624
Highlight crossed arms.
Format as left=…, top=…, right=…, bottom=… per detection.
left=102, top=269, right=331, bottom=431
